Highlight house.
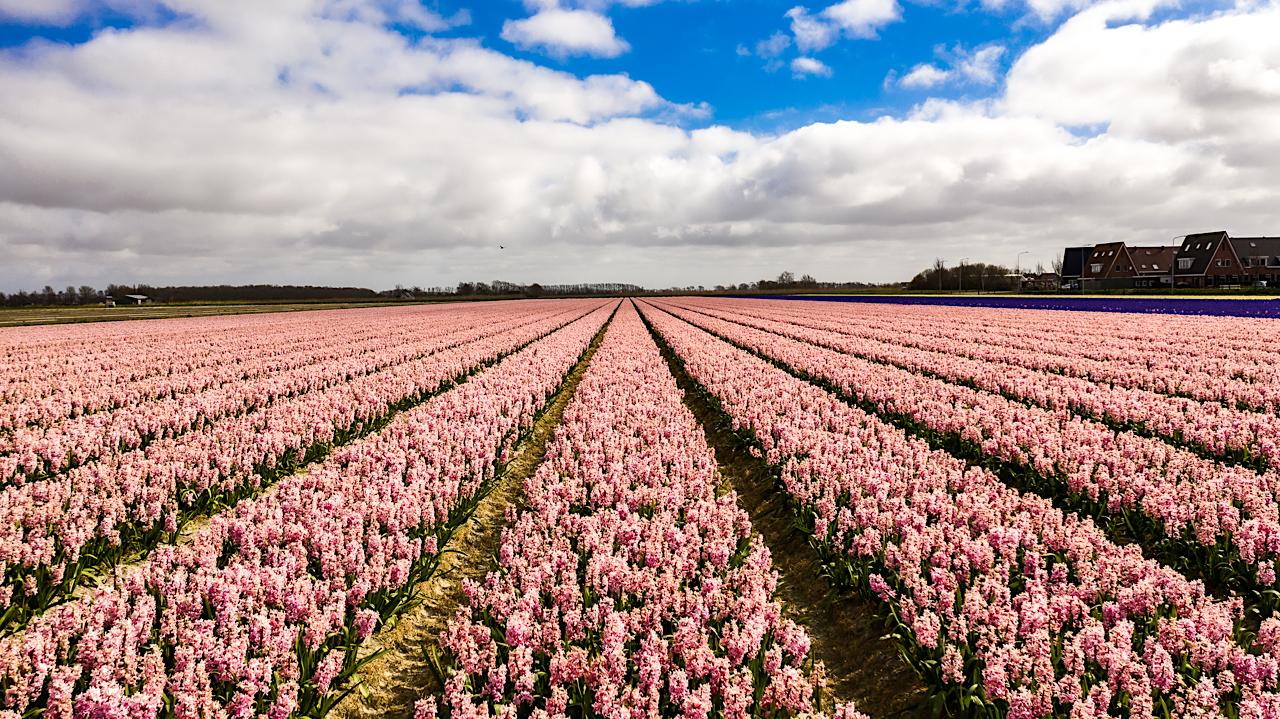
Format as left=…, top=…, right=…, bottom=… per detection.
left=1065, top=231, right=1280, bottom=290
left=1060, top=247, right=1090, bottom=289
left=1129, top=246, right=1175, bottom=287
left=1232, top=237, right=1280, bottom=286
left=1023, top=272, right=1059, bottom=291
left=1081, top=242, right=1138, bottom=290
left=118, top=294, right=153, bottom=305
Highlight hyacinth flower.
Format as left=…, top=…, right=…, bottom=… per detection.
left=0, top=303, right=583, bottom=485
left=0, top=304, right=602, bottom=631
left=435, top=302, right=864, bottom=719
left=673, top=297, right=1280, bottom=474
left=0, top=304, right=615, bottom=719
left=651, top=300, right=1280, bottom=616
left=638, top=301, right=1280, bottom=719
left=702, top=297, right=1280, bottom=409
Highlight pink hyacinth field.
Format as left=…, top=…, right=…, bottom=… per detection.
left=3, top=296, right=1280, bottom=719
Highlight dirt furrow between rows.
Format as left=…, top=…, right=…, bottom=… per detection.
left=650, top=317, right=925, bottom=719
left=331, top=311, right=614, bottom=719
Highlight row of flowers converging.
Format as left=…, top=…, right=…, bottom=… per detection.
left=0, top=303, right=580, bottom=484
left=0, top=305, right=466, bottom=430
left=685, top=298, right=1280, bottom=470
left=637, top=300, right=1280, bottom=719
left=0, top=302, right=606, bottom=631
left=0, top=301, right=616, bottom=719
left=685, top=298, right=1280, bottom=469
left=435, top=301, right=860, bottom=719
left=760, top=300, right=1280, bottom=410
left=655, top=299, right=1280, bottom=611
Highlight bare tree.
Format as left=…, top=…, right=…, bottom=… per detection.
left=1052, top=255, right=1063, bottom=278
left=777, top=271, right=795, bottom=285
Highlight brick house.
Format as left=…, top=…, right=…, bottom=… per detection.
left=1129, top=246, right=1175, bottom=287
left=1233, top=237, right=1280, bottom=286
left=1081, top=242, right=1138, bottom=289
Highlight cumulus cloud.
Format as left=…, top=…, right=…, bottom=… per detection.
left=791, top=56, right=833, bottom=78
left=2, top=0, right=1280, bottom=291
left=501, top=8, right=631, bottom=58
left=755, top=31, right=792, bottom=59
left=787, top=0, right=901, bottom=53
left=899, top=45, right=1006, bottom=88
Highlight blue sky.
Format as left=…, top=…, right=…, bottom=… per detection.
left=434, top=0, right=1050, bottom=131
left=0, top=0, right=1277, bottom=291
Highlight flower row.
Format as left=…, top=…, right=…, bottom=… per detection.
left=637, top=301, right=1280, bottom=719
left=0, top=302, right=606, bottom=631
left=654, top=300, right=1280, bottom=607
left=0, top=305, right=455, bottom=429
left=436, top=301, right=853, bottom=719
left=0, top=303, right=573, bottom=482
left=725, top=299, right=1280, bottom=411
left=0, top=301, right=615, bottom=719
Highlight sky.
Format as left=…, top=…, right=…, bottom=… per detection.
left=1, top=0, right=1278, bottom=291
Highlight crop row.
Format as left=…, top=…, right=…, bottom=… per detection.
left=0, top=302, right=606, bottom=630
left=637, top=301, right=1280, bottom=719
left=435, top=301, right=854, bottom=719
left=0, top=304, right=574, bottom=483
left=0, top=305, right=480, bottom=428
left=679, top=298, right=1280, bottom=471
left=654, top=300, right=1280, bottom=611
left=745, top=300, right=1280, bottom=410
left=0, top=302, right=616, bottom=719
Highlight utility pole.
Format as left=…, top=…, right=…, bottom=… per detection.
left=938, top=260, right=945, bottom=292
left=1016, top=251, right=1028, bottom=294
left=959, top=258, right=969, bottom=293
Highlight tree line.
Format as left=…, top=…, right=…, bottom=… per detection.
left=906, top=261, right=1022, bottom=292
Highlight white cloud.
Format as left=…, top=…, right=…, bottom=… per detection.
left=501, top=8, right=631, bottom=59
left=897, top=45, right=1006, bottom=88
left=791, top=56, right=833, bottom=78
left=821, top=0, right=902, bottom=38
left=0, top=0, right=83, bottom=23
left=2, top=0, right=1280, bottom=291
left=787, top=0, right=901, bottom=53
left=756, top=31, right=792, bottom=59
left=900, top=63, right=950, bottom=88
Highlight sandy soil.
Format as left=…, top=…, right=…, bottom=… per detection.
left=330, top=315, right=612, bottom=719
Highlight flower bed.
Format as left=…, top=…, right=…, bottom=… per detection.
left=0, top=302, right=606, bottom=630
left=653, top=300, right=1280, bottom=610
left=437, top=302, right=856, bottom=719
left=638, top=300, right=1280, bottom=719
left=0, top=302, right=615, bottom=719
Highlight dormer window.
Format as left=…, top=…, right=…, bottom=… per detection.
left=1152, top=264, right=1159, bottom=270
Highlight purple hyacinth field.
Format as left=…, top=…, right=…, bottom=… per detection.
left=3, top=297, right=1280, bottom=719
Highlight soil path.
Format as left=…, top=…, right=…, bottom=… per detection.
left=645, top=306, right=926, bottom=719
left=331, top=309, right=614, bottom=719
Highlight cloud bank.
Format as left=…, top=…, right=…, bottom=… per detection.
left=2, top=0, right=1280, bottom=290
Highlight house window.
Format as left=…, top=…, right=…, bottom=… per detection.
left=1090, top=263, right=1102, bottom=273
left=1152, top=264, right=1159, bottom=270
left=1216, top=259, right=1232, bottom=267
left=1177, top=258, right=1193, bottom=270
